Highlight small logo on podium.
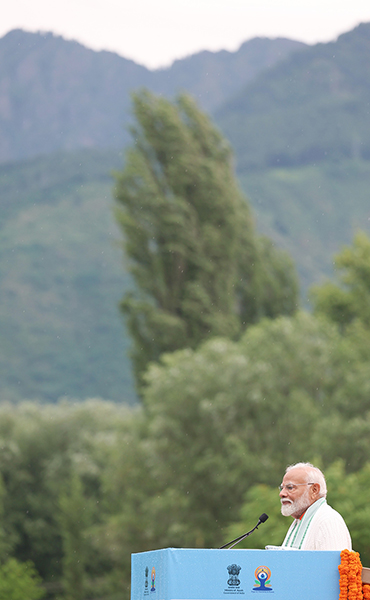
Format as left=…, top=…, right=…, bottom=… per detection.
left=227, top=564, right=241, bottom=587
left=144, top=567, right=149, bottom=596
left=150, top=567, right=156, bottom=592
left=252, top=566, right=273, bottom=592
left=224, top=564, right=244, bottom=594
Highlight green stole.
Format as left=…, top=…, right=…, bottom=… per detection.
left=282, top=498, right=326, bottom=549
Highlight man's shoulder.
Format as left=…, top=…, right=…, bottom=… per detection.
left=305, top=499, right=352, bottom=551
left=313, top=500, right=350, bottom=536
left=315, top=501, right=345, bottom=521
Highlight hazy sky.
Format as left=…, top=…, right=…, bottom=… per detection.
left=2, top=0, right=370, bottom=69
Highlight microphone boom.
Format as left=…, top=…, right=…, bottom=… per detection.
left=219, top=513, right=269, bottom=549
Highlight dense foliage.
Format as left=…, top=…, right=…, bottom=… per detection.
left=114, top=91, right=298, bottom=387
left=312, top=231, right=370, bottom=327
left=1, top=281, right=370, bottom=597
left=0, top=558, right=45, bottom=600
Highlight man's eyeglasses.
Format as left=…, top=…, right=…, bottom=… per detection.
left=279, top=483, right=314, bottom=492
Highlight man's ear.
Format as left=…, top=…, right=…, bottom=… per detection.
left=311, top=483, right=320, bottom=497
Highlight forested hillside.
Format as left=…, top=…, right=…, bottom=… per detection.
left=240, top=160, right=370, bottom=288
left=152, top=36, right=306, bottom=112
left=217, top=22, right=370, bottom=169
left=0, top=149, right=135, bottom=403
left=0, top=30, right=148, bottom=162
left=215, top=22, right=370, bottom=287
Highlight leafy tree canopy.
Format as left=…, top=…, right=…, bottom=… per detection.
left=311, top=231, right=370, bottom=328
left=100, top=311, right=369, bottom=554
left=114, top=90, right=298, bottom=388
left=0, top=558, right=45, bottom=600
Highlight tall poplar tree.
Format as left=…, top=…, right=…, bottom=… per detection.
left=114, top=90, right=298, bottom=388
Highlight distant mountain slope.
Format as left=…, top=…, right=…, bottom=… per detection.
left=0, top=29, right=305, bottom=163
left=0, top=149, right=136, bottom=403
left=152, top=37, right=306, bottom=112
left=0, top=29, right=151, bottom=162
left=216, top=22, right=370, bottom=170
left=239, top=160, right=370, bottom=290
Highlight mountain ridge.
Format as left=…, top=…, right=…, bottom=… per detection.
left=216, top=22, right=370, bottom=169
left=0, top=28, right=305, bottom=162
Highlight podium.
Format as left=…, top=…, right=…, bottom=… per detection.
left=131, top=548, right=341, bottom=600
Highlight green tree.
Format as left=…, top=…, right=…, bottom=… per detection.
left=309, top=232, right=370, bottom=472
left=0, top=558, right=45, bottom=600
left=311, top=231, right=370, bottom=327
left=138, top=312, right=343, bottom=494
left=100, top=312, right=354, bottom=557
left=58, top=473, right=90, bottom=600
left=0, top=400, right=133, bottom=598
left=324, top=461, right=370, bottom=565
left=114, top=90, right=298, bottom=388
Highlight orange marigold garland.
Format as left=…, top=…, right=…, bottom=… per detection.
left=363, top=585, right=370, bottom=600
left=339, top=550, right=350, bottom=600
left=338, top=549, right=363, bottom=600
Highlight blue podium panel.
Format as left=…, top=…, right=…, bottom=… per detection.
left=131, top=548, right=341, bottom=600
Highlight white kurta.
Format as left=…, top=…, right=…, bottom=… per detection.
left=282, top=499, right=352, bottom=551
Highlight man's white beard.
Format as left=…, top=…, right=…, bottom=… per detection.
left=281, top=489, right=311, bottom=517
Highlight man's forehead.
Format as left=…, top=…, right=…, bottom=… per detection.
left=282, top=468, right=307, bottom=483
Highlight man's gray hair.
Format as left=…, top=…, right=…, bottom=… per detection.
left=285, top=462, right=327, bottom=497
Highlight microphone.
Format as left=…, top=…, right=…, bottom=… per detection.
left=258, top=513, right=269, bottom=525
left=219, top=513, right=269, bottom=549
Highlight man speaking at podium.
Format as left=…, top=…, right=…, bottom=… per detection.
left=279, top=462, right=352, bottom=551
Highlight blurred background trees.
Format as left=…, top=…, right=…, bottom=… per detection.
left=0, top=558, right=45, bottom=600
left=312, top=231, right=370, bottom=328
left=2, top=298, right=370, bottom=598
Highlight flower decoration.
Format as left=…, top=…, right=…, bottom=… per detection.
left=339, top=549, right=365, bottom=600
left=362, top=584, right=370, bottom=600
